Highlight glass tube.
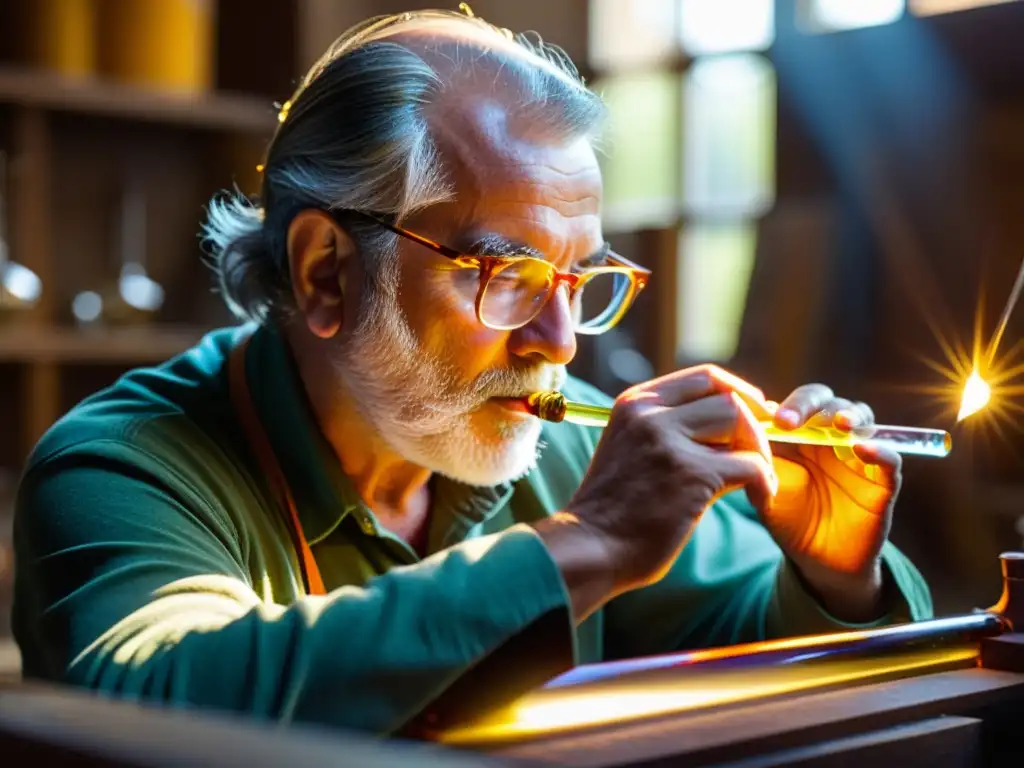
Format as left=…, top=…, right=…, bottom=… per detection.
left=762, top=423, right=951, bottom=458
left=526, top=392, right=951, bottom=458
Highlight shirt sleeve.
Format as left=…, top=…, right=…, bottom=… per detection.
left=12, top=440, right=576, bottom=736
left=602, top=492, right=934, bottom=660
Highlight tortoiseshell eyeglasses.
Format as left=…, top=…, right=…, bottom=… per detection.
left=339, top=211, right=651, bottom=335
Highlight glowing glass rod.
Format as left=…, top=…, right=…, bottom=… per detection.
left=986, top=251, right=1024, bottom=373
left=525, top=392, right=952, bottom=459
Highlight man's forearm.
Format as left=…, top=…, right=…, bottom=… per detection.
left=533, top=511, right=620, bottom=623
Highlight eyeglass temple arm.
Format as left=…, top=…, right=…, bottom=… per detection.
left=608, top=250, right=651, bottom=275
left=344, top=210, right=465, bottom=261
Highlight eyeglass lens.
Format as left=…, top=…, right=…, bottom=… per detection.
left=478, top=259, right=632, bottom=332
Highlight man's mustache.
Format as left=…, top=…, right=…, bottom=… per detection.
left=475, top=365, right=567, bottom=401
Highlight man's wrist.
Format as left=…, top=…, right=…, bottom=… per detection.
left=791, top=557, right=886, bottom=624
left=533, top=511, right=622, bottom=624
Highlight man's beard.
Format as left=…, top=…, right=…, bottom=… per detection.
left=331, top=283, right=566, bottom=487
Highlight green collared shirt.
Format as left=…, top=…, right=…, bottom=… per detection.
left=11, top=324, right=933, bottom=734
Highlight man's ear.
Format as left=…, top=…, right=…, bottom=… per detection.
left=287, top=209, right=356, bottom=339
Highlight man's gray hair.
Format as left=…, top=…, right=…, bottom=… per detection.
left=202, top=9, right=607, bottom=324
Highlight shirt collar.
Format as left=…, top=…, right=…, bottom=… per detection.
left=241, top=324, right=513, bottom=545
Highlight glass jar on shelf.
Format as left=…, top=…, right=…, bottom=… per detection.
left=0, top=152, right=44, bottom=320
left=71, top=179, right=164, bottom=328
left=95, top=0, right=215, bottom=93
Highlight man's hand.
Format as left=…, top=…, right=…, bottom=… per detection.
left=765, top=384, right=900, bottom=623
left=535, top=365, right=778, bottom=622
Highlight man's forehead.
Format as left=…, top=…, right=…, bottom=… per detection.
left=431, top=104, right=600, bottom=211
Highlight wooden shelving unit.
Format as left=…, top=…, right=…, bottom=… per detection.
left=0, top=1, right=298, bottom=468
left=0, top=84, right=274, bottom=460
left=0, top=66, right=276, bottom=134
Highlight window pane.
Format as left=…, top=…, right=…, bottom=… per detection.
left=682, top=55, right=776, bottom=217
left=910, top=0, right=1016, bottom=15
left=588, top=0, right=679, bottom=71
left=593, top=71, right=682, bottom=230
left=678, top=0, right=775, bottom=55
left=677, top=222, right=758, bottom=361
left=801, top=0, right=905, bottom=31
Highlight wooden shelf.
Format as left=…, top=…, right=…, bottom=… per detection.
left=0, top=66, right=276, bottom=134
left=0, top=325, right=209, bottom=364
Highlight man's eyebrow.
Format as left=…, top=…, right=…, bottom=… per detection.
left=462, top=233, right=546, bottom=259
left=460, top=234, right=611, bottom=264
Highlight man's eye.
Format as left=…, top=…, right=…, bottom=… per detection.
left=451, top=268, right=482, bottom=287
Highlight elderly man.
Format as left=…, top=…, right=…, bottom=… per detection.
left=12, top=8, right=930, bottom=736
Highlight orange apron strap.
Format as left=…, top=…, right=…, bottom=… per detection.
left=228, top=334, right=327, bottom=597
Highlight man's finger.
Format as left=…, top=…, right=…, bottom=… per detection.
left=731, top=394, right=773, bottom=470
left=834, top=401, right=876, bottom=431
left=852, top=442, right=902, bottom=489
left=775, top=384, right=836, bottom=429
left=671, top=393, right=746, bottom=445
left=670, top=393, right=773, bottom=463
left=804, top=398, right=857, bottom=430
left=634, top=364, right=771, bottom=419
left=716, top=451, right=777, bottom=513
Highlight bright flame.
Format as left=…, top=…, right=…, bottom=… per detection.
left=901, top=254, right=1024, bottom=444
left=957, top=369, right=991, bottom=422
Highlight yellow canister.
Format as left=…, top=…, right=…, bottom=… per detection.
left=96, top=0, right=216, bottom=92
left=25, top=0, right=98, bottom=77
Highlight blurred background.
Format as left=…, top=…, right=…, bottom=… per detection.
left=0, top=0, right=1022, bottom=658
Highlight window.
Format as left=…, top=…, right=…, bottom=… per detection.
left=801, top=0, right=905, bottom=31
left=676, top=54, right=773, bottom=361
left=593, top=71, right=683, bottom=231
left=588, top=0, right=680, bottom=71
left=682, top=55, right=776, bottom=217
left=678, top=0, right=774, bottom=56
left=677, top=223, right=758, bottom=361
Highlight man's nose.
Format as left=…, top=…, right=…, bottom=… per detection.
left=506, top=285, right=577, bottom=365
